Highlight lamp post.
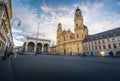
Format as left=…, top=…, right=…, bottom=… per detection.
left=37, top=23, right=40, bottom=39
left=11, top=18, right=21, bottom=27
left=8, top=18, right=21, bottom=54
left=35, top=23, right=40, bottom=53
left=3, top=18, right=21, bottom=60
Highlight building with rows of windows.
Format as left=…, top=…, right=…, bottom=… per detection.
left=83, top=27, right=120, bottom=56
left=54, top=6, right=120, bottom=56
left=0, top=0, right=13, bottom=56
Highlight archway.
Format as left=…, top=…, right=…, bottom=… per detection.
left=100, top=51, right=105, bottom=56
left=109, top=51, right=114, bottom=56
left=90, top=52, right=94, bottom=56
left=64, top=49, right=66, bottom=55
left=95, top=52, right=100, bottom=56
left=116, top=51, right=120, bottom=56
left=27, top=42, right=35, bottom=52
left=36, top=43, right=42, bottom=54
left=43, top=43, right=49, bottom=53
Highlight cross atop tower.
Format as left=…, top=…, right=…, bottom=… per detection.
left=77, top=6, right=79, bottom=9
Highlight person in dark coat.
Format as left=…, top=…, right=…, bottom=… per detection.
left=2, top=46, right=8, bottom=61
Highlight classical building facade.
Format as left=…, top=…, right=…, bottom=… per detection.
left=0, top=0, right=12, bottom=56
left=83, top=27, right=120, bottom=56
left=50, top=46, right=56, bottom=54
left=24, top=36, right=51, bottom=54
left=56, top=7, right=88, bottom=55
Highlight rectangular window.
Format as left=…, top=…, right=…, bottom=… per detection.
left=103, top=45, right=106, bottom=49
left=95, top=46, right=97, bottom=49
left=86, top=47, right=88, bottom=50
left=84, top=47, right=85, bottom=50
left=98, top=41, right=100, bottom=44
left=95, top=42, right=96, bottom=44
left=118, top=37, right=120, bottom=42
left=102, top=40, right=105, bottom=43
left=107, top=39, right=110, bottom=43
left=112, top=38, right=115, bottom=42
left=77, top=48, right=79, bottom=52
left=113, top=44, right=117, bottom=48
left=108, top=44, right=111, bottom=49
left=92, top=46, right=93, bottom=50
left=99, top=46, right=101, bottom=49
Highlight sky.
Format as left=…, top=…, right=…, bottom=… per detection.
left=11, top=0, right=120, bottom=46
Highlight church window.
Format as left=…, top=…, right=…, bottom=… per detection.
left=77, top=34, right=79, bottom=38
left=76, top=23, right=78, bottom=27
left=77, top=48, right=79, bottom=51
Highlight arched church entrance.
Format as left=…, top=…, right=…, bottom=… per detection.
left=27, top=42, right=35, bottom=52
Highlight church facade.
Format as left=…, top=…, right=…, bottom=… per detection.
left=56, top=7, right=88, bottom=55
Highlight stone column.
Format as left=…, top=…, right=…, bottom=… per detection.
left=42, top=44, right=44, bottom=54
left=34, top=43, right=37, bottom=52
left=25, top=45, right=28, bottom=52
left=48, top=45, right=50, bottom=54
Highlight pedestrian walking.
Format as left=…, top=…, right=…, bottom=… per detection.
left=2, top=46, right=8, bottom=61
left=14, top=53, right=17, bottom=58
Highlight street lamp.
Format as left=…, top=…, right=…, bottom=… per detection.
left=35, top=23, right=40, bottom=53
left=9, top=18, right=21, bottom=54
left=37, top=23, right=40, bottom=39
left=3, top=18, right=21, bottom=60
left=11, top=18, right=21, bottom=27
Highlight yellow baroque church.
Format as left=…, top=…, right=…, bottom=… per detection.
left=56, top=7, right=88, bottom=55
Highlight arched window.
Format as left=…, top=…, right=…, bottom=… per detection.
left=77, top=34, right=79, bottom=38
left=76, top=23, right=78, bottom=27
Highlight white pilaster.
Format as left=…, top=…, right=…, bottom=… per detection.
left=48, top=46, right=50, bottom=53
left=34, top=43, right=37, bottom=52
left=25, top=44, right=28, bottom=52
left=42, top=44, right=44, bottom=53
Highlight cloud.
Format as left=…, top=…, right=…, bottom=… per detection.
left=88, top=19, right=116, bottom=35
left=12, top=1, right=120, bottom=46
left=94, top=19, right=113, bottom=26
left=117, top=1, right=120, bottom=6
left=13, top=39, right=24, bottom=46
left=12, top=4, right=39, bottom=46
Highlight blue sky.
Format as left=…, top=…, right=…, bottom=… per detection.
left=11, top=0, right=120, bottom=46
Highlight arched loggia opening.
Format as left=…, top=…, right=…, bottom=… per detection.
left=95, top=52, right=100, bottom=56
left=116, top=51, right=120, bottom=56
left=43, top=43, right=49, bottom=54
left=27, top=42, right=35, bottom=52
left=109, top=51, right=114, bottom=56
left=36, top=43, right=42, bottom=54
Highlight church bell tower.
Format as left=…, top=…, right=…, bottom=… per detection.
left=74, top=6, right=84, bottom=39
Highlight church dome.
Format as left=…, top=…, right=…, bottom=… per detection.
left=75, top=6, right=81, bottom=12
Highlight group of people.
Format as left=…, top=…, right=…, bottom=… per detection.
left=2, top=46, right=13, bottom=60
